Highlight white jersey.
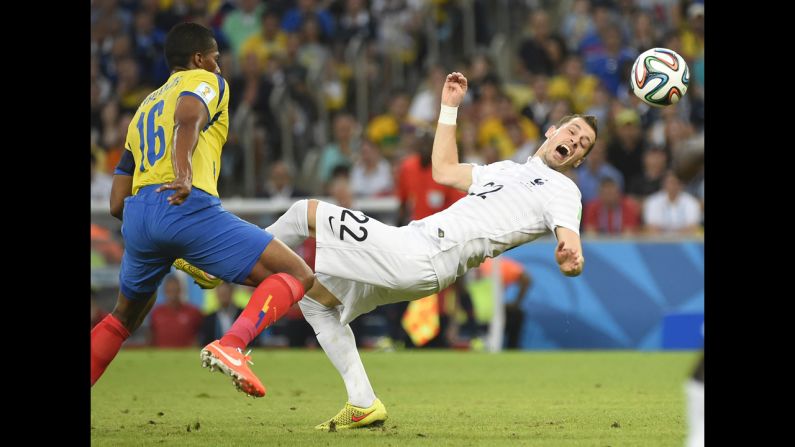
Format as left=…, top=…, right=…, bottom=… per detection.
left=310, top=156, right=582, bottom=324
left=412, top=156, right=582, bottom=288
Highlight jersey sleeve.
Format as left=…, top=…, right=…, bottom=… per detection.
left=543, top=184, right=583, bottom=235
left=114, top=147, right=135, bottom=176
left=178, top=71, right=227, bottom=123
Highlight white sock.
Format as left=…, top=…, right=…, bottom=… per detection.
left=299, top=296, right=377, bottom=408
left=685, top=379, right=704, bottom=447
left=265, top=199, right=309, bottom=249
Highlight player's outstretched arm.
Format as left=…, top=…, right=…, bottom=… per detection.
left=155, top=95, right=209, bottom=205
left=431, top=72, right=473, bottom=192
left=554, top=227, right=585, bottom=277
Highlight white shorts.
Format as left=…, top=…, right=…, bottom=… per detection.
left=313, top=201, right=441, bottom=324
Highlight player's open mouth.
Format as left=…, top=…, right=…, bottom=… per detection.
left=556, top=144, right=570, bottom=158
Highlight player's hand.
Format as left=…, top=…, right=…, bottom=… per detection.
left=555, top=240, right=584, bottom=277
left=441, top=72, right=468, bottom=107
left=156, top=178, right=192, bottom=206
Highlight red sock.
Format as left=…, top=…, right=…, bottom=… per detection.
left=91, top=314, right=130, bottom=386
left=220, top=273, right=305, bottom=350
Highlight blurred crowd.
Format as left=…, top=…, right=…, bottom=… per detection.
left=92, top=0, right=704, bottom=347
left=92, top=0, right=705, bottom=238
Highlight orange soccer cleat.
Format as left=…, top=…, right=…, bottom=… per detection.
left=200, top=340, right=266, bottom=397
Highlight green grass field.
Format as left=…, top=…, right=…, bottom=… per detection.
left=91, top=349, right=698, bottom=446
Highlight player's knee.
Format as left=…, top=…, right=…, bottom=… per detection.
left=295, top=267, right=315, bottom=294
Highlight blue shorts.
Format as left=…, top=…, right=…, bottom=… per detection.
left=119, top=185, right=274, bottom=300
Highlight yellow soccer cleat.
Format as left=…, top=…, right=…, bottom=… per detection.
left=172, top=258, right=222, bottom=289
left=315, top=398, right=388, bottom=431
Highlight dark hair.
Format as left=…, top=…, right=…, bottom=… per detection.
left=260, top=9, right=281, bottom=21
left=164, top=22, right=216, bottom=70
left=555, top=114, right=598, bottom=155
left=598, top=176, right=618, bottom=187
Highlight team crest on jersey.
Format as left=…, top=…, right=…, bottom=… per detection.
left=194, top=82, right=217, bottom=104
left=521, top=178, right=549, bottom=190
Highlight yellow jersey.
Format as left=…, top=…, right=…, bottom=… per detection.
left=124, top=69, right=229, bottom=197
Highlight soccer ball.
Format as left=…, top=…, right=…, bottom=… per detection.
left=630, top=48, right=689, bottom=107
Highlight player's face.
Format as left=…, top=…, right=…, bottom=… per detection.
left=540, top=118, right=595, bottom=171
left=197, top=41, right=221, bottom=74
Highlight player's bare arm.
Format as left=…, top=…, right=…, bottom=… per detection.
left=156, top=94, right=209, bottom=205
left=110, top=174, right=133, bottom=220
left=554, top=227, right=585, bottom=277
left=431, top=72, right=473, bottom=192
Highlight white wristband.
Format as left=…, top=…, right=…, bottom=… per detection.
left=438, top=104, right=458, bottom=125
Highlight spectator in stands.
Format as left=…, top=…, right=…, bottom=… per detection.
left=329, top=174, right=355, bottom=209
left=130, top=9, right=166, bottom=85
left=548, top=55, right=599, bottom=115
left=679, top=3, right=705, bottom=63
left=279, top=32, right=321, bottom=156
left=517, top=9, right=558, bottom=77
left=281, top=0, right=335, bottom=40
left=350, top=139, right=394, bottom=197
left=259, top=160, right=308, bottom=199
left=577, top=4, right=615, bottom=59
left=664, top=116, right=697, bottom=157
left=584, top=26, right=636, bottom=97
left=115, top=56, right=153, bottom=114
left=643, top=171, right=702, bottom=235
left=607, top=108, right=646, bottom=183
left=478, top=94, right=540, bottom=161
left=544, top=99, right=573, bottom=133
left=200, top=282, right=243, bottom=347
left=396, top=130, right=466, bottom=225
left=149, top=274, right=204, bottom=348
left=646, top=103, right=681, bottom=149
left=89, top=0, right=702, bottom=203
left=576, top=137, right=624, bottom=204
left=366, top=89, right=412, bottom=158
left=239, top=9, right=288, bottom=70
left=370, top=0, right=424, bottom=66
left=522, top=75, right=552, bottom=130
left=583, top=82, right=610, bottom=136
left=102, top=112, right=134, bottom=175
left=319, top=113, right=360, bottom=184
left=583, top=177, right=641, bottom=236
left=91, top=153, right=113, bottom=203
left=628, top=146, right=668, bottom=201
left=297, top=15, right=331, bottom=76
left=409, top=64, right=447, bottom=125
left=336, top=0, right=375, bottom=44
left=561, top=0, right=594, bottom=52
left=465, top=52, right=497, bottom=102
left=630, top=10, right=657, bottom=54
left=222, top=0, right=266, bottom=58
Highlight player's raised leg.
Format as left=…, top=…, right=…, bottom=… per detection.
left=200, top=236, right=314, bottom=397
left=263, top=199, right=314, bottom=249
